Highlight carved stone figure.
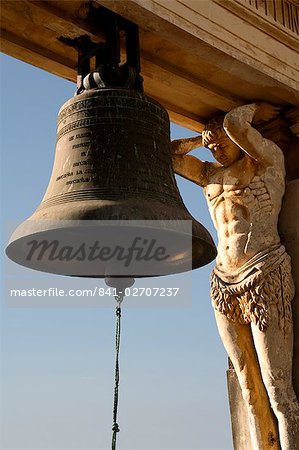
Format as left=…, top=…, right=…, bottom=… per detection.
left=171, top=103, right=299, bottom=450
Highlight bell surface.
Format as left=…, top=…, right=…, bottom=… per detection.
left=6, top=89, right=216, bottom=277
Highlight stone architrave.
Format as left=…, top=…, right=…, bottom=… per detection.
left=171, top=103, right=299, bottom=450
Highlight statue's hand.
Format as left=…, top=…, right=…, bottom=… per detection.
left=253, top=102, right=282, bottom=125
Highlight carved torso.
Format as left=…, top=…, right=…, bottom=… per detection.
left=204, top=155, right=285, bottom=274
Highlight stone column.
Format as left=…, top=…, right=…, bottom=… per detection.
left=279, top=108, right=299, bottom=398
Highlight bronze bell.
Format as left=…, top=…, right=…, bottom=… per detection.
left=6, top=87, right=216, bottom=277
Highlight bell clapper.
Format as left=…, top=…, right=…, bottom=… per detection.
left=105, top=277, right=135, bottom=450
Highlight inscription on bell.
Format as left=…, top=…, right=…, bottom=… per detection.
left=68, top=132, right=91, bottom=142
left=43, top=90, right=180, bottom=204
left=72, top=142, right=90, bottom=149
left=55, top=129, right=95, bottom=185
left=56, top=172, right=74, bottom=181
left=66, top=176, right=97, bottom=186
left=73, top=160, right=93, bottom=167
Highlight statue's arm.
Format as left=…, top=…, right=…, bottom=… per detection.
left=171, top=135, right=203, bottom=155
left=223, top=103, right=283, bottom=166
left=172, top=154, right=210, bottom=187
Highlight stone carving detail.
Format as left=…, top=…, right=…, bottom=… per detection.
left=241, top=0, right=299, bottom=35
left=171, top=102, right=299, bottom=449
left=210, top=245, right=294, bottom=332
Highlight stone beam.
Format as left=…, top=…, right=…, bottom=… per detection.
left=1, top=0, right=298, bottom=132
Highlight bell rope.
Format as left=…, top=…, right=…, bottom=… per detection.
left=111, top=290, right=124, bottom=450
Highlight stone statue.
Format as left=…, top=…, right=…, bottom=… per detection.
left=171, top=103, right=299, bottom=450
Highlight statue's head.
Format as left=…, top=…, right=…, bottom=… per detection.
left=202, top=115, right=241, bottom=167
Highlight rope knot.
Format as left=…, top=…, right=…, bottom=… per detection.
left=112, top=422, right=120, bottom=433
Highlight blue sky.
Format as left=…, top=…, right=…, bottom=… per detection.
left=0, top=53, right=232, bottom=450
